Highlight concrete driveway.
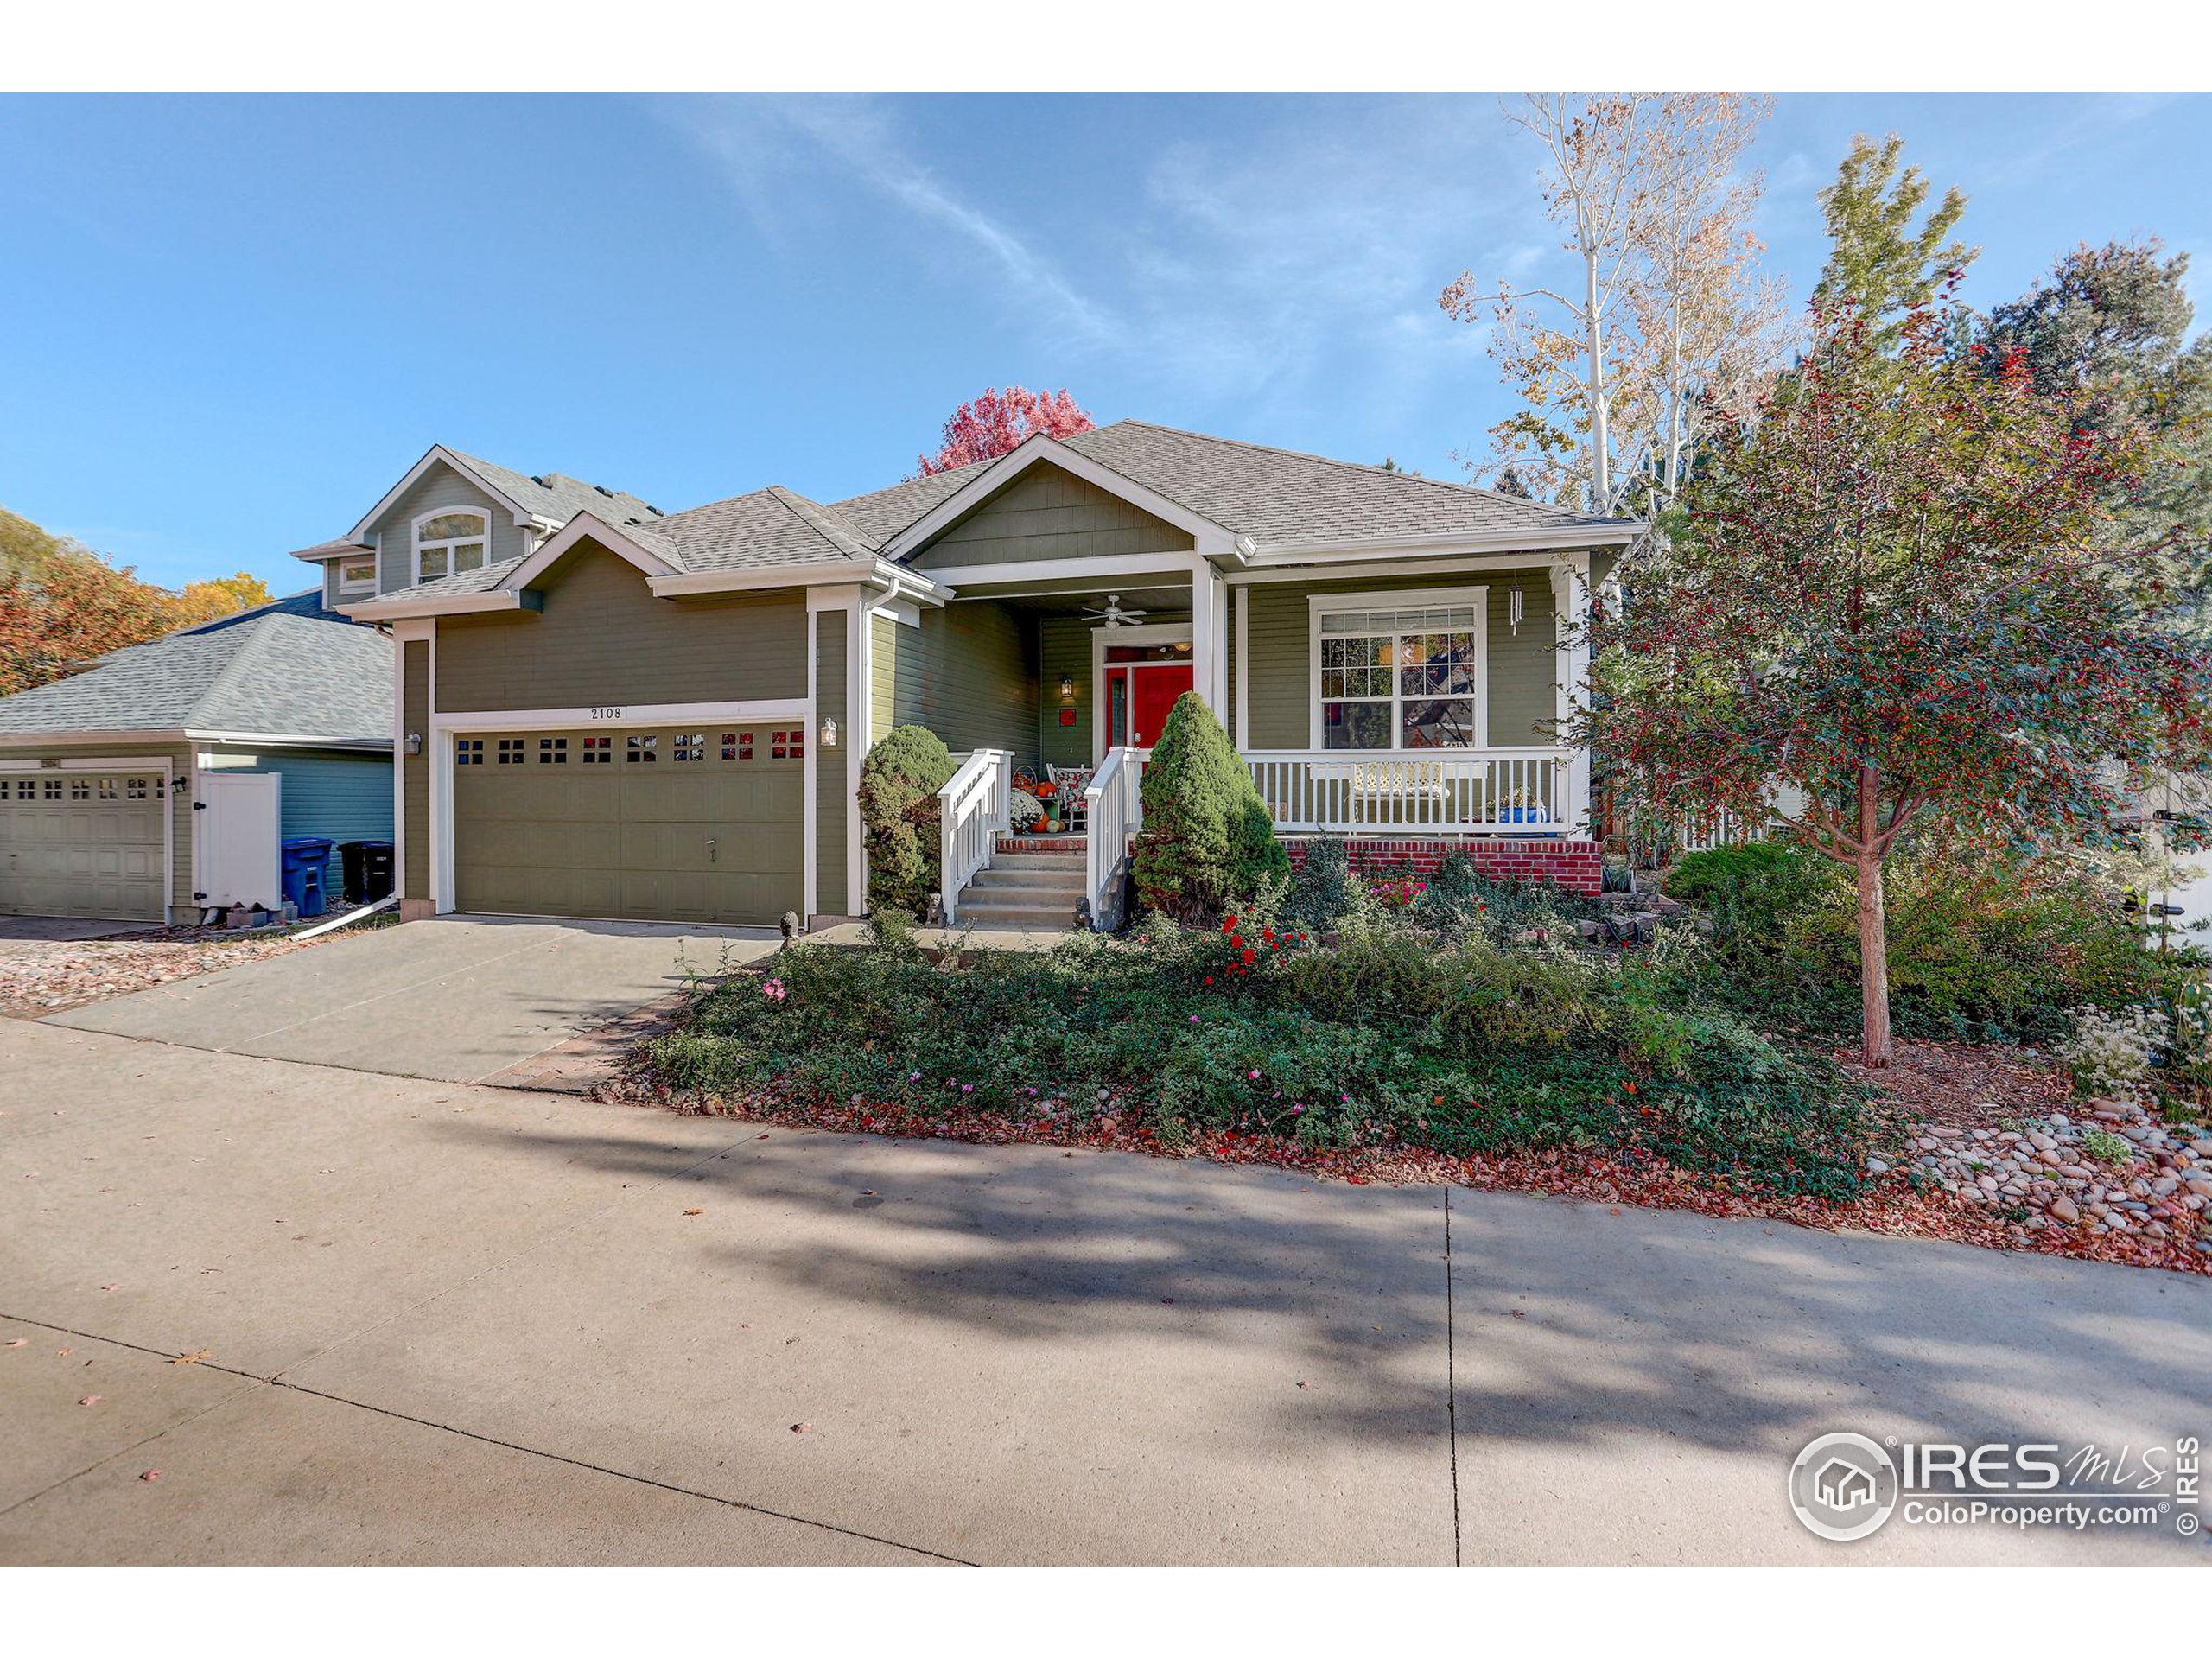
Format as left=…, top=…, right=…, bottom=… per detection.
left=44, top=915, right=779, bottom=1084
left=0, top=916, right=148, bottom=943
left=3, top=1017, right=2206, bottom=1566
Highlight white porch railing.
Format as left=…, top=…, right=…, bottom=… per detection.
left=1084, top=745, right=1147, bottom=931
left=1243, top=747, right=1582, bottom=836
left=938, top=748, right=1014, bottom=924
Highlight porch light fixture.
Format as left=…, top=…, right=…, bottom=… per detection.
left=820, top=715, right=839, bottom=749
left=404, top=732, right=423, bottom=756
left=1058, top=675, right=1076, bottom=702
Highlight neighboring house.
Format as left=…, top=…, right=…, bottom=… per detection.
left=0, top=594, right=393, bottom=924
left=321, top=425, right=1640, bottom=930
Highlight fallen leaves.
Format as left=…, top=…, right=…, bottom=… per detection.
left=78, top=1395, right=102, bottom=1407
left=3, top=1338, right=25, bottom=1349
left=170, top=1349, right=211, bottom=1366
left=791, top=1422, right=813, bottom=1434
left=138, top=1470, right=161, bottom=1483
left=682, top=1207, right=703, bottom=1217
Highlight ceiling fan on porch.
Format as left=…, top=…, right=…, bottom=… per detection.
left=1082, top=594, right=1148, bottom=629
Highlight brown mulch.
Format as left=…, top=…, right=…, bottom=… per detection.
left=1834, top=1039, right=2075, bottom=1131
left=603, top=1035, right=2210, bottom=1281
left=0, top=920, right=380, bottom=1020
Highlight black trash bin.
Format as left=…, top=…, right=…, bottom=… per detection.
left=337, top=839, right=396, bottom=906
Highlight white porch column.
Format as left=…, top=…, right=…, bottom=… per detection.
left=1191, top=567, right=1228, bottom=721
left=1553, top=552, right=1593, bottom=835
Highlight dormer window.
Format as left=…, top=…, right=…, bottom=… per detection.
left=415, top=510, right=488, bottom=583
left=336, top=556, right=378, bottom=597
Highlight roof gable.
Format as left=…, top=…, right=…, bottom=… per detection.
left=906, top=460, right=1197, bottom=570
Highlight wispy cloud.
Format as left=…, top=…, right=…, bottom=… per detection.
left=663, top=95, right=1121, bottom=348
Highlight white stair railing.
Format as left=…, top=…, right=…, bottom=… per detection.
left=1084, top=745, right=1148, bottom=931
left=938, top=748, right=1014, bottom=924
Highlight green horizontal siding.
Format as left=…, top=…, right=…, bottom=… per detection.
left=814, top=609, right=849, bottom=916
left=435, top=543, right=808, bottom=713
left=403, top=639, right=430, bottom=897
left=1037, top=614, right=1092, bottom=771
left=911, top=463, right=1195, bottom=569
left=1240, top=569, right=1557, bottom=750
left=889, top=598, right=1037, bottom=772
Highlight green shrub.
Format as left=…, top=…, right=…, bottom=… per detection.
left=1666, top=840, right=1835, bottom=927
left=1279, top=832, right=1367, bottom=933
left=1131, top=692, right=1289, bottom=922
left=1659, top=842, right=2193, bottom=1044
left=857, top=725, right=955, bottom=918
left=641, top=904, right=1876, bottom=1199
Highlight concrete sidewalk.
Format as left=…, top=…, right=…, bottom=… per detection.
left=45, top=914, right=778, bottom=1083
left=3, top=1018, right=2207, bottom=1565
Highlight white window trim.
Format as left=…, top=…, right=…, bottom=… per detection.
left=1306, top=584, right=1490, bottom=752
left=412, top=507, right=493, bottom=587
left=335, top=554, right=379, bottom=598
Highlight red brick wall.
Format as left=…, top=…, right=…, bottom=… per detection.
left=1282, top=836, right=1604, bottom=896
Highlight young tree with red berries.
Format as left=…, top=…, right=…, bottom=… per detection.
left=915, top=385, right=1095, bottom=475
left=1580, top=291, right=2212, bottom=1065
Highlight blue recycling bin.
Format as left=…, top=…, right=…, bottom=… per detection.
left=280, top=836, right=334, bottom=918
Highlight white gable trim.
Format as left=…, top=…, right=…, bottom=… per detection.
left=881, top=434, right=1240, bottom=563
left=346, top=445, right=544, bottom=542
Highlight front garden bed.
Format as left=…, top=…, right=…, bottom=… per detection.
left=614, top=839, right=2212, bottom=1278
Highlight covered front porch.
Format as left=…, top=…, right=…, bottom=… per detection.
left=920, top=563, right=1596, bottom=927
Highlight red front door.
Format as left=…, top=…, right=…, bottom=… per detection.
left=1111, top=663, right=1193, bottom=748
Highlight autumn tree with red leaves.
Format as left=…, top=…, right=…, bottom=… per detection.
left=1579, top=289, right=2212, bottom=1065
left=915, top=386, right=1096, bottom=476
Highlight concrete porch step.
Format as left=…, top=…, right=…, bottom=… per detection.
left=967, top=866, right=1085, bottom=895
left=957, top=900, right=1084, bottom=927
left=987, top=851, right=1087, bottom=874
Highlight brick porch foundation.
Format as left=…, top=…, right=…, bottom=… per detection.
left=1283, top=836, right=1604, bottom=896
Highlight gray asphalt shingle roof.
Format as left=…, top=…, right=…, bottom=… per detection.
left=451, top=453, right=666, bottom=532
left=821, top=420, right=1622, bottom=556
left=337, top=419, right=1635, bottom=600
left=0, top=612, right=391, bottom=743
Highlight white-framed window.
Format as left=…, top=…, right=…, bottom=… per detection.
left=336, top=555, right=378, bottom=597
left=1309, top=587, right=1489, bottom=751
left=413, top=509, right=490, bottom=584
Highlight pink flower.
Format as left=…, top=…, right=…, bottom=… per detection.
left=761, top=978, right=787, bottom=1001
left=1247, top=1070, right=1261, bottom=1080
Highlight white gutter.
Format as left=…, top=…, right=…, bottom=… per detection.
left=1249, top=522, right=1642, bottom=563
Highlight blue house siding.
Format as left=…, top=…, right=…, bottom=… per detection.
left=206, top=747, right=394, bottom=898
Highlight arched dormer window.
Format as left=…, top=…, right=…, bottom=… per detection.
left=414, top=510, right=489, bottom=583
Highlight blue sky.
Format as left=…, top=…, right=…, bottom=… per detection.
left=1, top=92, right=2204, bottom=593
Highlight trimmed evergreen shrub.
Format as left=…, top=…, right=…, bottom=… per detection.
left=1130, top=692, right=1289, bottom=922
left=857, top=725, right=956, bottom=918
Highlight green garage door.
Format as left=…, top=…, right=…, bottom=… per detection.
left=0, top=772, right=168, bottom=923
left=452, top=725, right=806, bottom=925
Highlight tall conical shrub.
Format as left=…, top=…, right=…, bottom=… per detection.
left=1130, top=692, right=1288, bottom=922
left=858, top=725, right=955, bottom=918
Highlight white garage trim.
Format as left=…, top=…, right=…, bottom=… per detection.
left=426, top=698, right=813, bottom=917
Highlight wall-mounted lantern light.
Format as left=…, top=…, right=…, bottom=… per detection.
left=1058, top=675, right=1076, bottom=702
left=820, top=715, right=840, bottom=749
left=404, top=732, right=423, bottom=756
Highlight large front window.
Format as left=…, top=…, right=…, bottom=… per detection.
left=1318, top=601, right=1482, bottom=750
left=415, top=511, right=488, bottom=583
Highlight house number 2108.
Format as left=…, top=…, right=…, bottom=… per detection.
left=588, top=707, right=626, bottom=721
